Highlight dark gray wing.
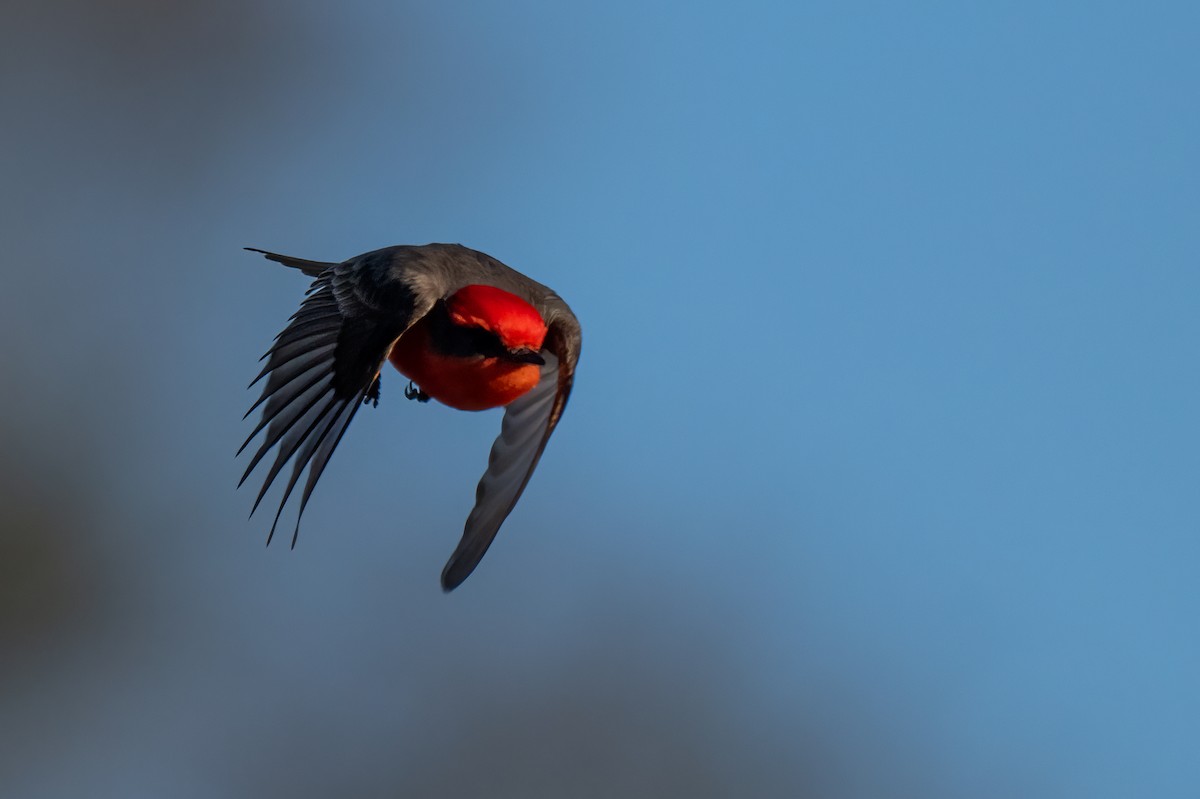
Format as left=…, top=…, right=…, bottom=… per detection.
left=239, top=249, right=426, bottom=547
left=441, top=315, right=581, bottom=590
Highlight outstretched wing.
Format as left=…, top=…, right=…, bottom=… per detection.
left=441, top=317, right=581, bottom=591
left=239, top=249, right=423, bottom=546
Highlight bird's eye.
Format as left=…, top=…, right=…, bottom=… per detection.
left=468, top=326, right=502, bottom=352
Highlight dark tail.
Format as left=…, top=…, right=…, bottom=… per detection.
left=245, top=247, right=336, bottom=278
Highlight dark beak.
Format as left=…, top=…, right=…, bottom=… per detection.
left=508, top=348, right=545, bottom=365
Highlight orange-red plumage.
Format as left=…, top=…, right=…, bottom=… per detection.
left=388, top=318, right=542, bottom=410
left=388, top=284, right=548, bottom=411
left=445, top=284, right=547, bottom=352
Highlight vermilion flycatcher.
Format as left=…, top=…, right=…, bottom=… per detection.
left=239, top=244, right=581, bottom=590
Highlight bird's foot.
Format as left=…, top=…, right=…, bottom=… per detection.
left=364, top=375, right=382, bottom=407
left=404, top=381, right=430, bottom=403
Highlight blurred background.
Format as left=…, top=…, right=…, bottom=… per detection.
left=2, top=1, right=1197, bottom=796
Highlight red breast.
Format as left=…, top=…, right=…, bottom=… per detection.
left=388, top=285, right=548, bottom=411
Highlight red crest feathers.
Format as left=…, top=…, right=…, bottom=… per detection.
left=446, top=285, right=547, bottom=351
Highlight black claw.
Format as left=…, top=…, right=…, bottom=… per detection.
left=365, top=375, right=381, bottom=407
left=404, top=381, right=430, bottom=403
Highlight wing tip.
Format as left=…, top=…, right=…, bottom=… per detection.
left=439, top=556, right=475, bottom=592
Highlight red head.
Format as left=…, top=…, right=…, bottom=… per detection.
left=445, top=284, right=547, bottom=352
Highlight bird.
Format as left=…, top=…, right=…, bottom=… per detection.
left=238, top=243, right=581, bottom=591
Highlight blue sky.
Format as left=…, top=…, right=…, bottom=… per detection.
left=2, top=1, right=1197, bottom=797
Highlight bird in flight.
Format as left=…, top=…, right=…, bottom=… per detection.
left=238, top=244, right=582, bottom=591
